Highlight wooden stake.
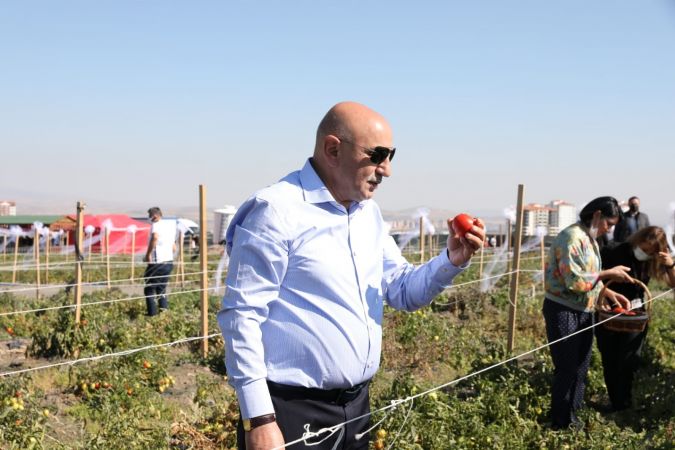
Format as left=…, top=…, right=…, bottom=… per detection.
left=179, top=232, right=185, bottom=287
left=199, top=185, right=209, bottom=358
left=12, top=236, right=19, bottom=284
left=105, top=228, right=111, bottom=290
left=34, top=228, right=41, bottom=299
left=87, top=231, right=92, bottom=262
left=65, top=232, right=70, bottom=262
left=74, top=202, right=85, bottom=324
left=478, top=239, right=485, bottom=278
left=2, top=235, right=6, bottom=262
left=507, top=184, right=525, bottom=353
left=540, top=234, right=546, bottom=292
left=506, top=218, right=512, bottom=274
left=428, top=226, right=433, bottom=256
left=419, top=217, right=425, bottom=263
left=45, top=230, right=50, bottom=284
left=130, top=231, right=136, bottom=282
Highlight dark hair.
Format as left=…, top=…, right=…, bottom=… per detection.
left=579, top=196, right=621, bottom=227
left=628, top=196, right=639, bottom=203
left=627, top=226, right=671, bottom=281
left=147, top=207, right=162, bottom=217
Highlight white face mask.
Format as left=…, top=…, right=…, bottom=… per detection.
left=589, top=226, right=599, bottom=240
left=633, top=246, right=652, bottom=261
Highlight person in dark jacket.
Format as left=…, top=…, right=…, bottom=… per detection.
left=613, top=196, right=650, bottom=243
left=596, top=226, right=675, bottom=410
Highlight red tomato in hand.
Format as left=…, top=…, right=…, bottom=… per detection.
left=452, top=213, right=477, bottom=237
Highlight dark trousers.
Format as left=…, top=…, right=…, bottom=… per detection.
left=144, top=263, right=173, bottom=316
left=543, top=298, right=593, bottom=428
left=237, top=381, right=371, bottom=450
left=595, top=323, right=647, bottom=410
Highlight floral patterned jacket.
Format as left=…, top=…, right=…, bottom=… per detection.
left=545, top=223, right=602, bottom=312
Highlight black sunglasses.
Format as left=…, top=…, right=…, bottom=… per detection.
left=338, top=137, right=396, bottom=164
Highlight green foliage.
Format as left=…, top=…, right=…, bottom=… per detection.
left=0, top=251, right=672, bottom=448
left=0, top=376, right=49, bottom=449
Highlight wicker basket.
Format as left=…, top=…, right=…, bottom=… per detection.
left=596, top=278, right=652, bottom=333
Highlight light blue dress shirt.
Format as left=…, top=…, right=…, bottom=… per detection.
left=217, top=159, right=465, bottom=419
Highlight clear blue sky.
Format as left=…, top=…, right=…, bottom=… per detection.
left=1, top=1, right=674, bottom=225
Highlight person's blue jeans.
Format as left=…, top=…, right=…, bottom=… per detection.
left=144, top=263, right=173, bottom=316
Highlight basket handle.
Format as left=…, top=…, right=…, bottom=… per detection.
left=597, top=277, right=653, bottom=313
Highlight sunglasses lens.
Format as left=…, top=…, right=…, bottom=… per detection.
left=370, top=147, right=394, bottom=164
left=371, top=149, right=385, bottom=164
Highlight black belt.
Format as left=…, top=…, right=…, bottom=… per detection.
left=267, top=380, right=370, bottom=406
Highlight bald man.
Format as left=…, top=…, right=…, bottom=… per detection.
left=218, top=102, right=485, bottom=450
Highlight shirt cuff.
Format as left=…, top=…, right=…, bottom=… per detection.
left=430, top=249, right=467, bottom=286
left=236, top=378, right=275, bottom=419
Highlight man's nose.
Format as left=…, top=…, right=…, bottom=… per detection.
left=376, top=158, right=392, bottom=177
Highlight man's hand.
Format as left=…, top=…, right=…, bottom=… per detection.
left=600, top=265, right=632, bottom=283
left=245, top=421, right=285, bottom=450
left=446, top=218, right=486, bottom=267
left=599, top=288, right=631, bottom=311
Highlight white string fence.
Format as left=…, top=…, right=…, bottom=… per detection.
left=0, top=285, right=220, bottom=317
left=0, top=251, right=223, bottom=272
left=0, top=272, right=671, bottom=447
left=273, top=287, right=674, bottom=450
left=0, top=269, right=518, bottom=319
left=0, top=332, right=222, bottom=378
left=0, top=269, right=217, bottom=294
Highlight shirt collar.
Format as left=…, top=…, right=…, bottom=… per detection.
left=299, top=158, right=368, bottom=211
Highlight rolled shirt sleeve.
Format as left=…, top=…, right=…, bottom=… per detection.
left=383, top=236, right=467, bottom=311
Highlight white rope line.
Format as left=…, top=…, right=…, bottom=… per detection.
left=275, top=288, right=674, bottom=450
left=385, top=399, right=415, bottom=450
left=0, top=260, right=216, bottom=271
left=0, top=286, right=219, bottom=317
left=446, top=270, right=518, bottom=290
left=0, top=332, right=222, bottom=377
left=0, top=271, right=513, bottom=317
left=432, top=270, right=519, bottom=308
left=0, top=253, right=223, bottom=271
left=0, top=269, right=217, bottom=294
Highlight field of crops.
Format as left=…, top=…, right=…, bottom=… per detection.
left=0, top=249, right=673, bottom=449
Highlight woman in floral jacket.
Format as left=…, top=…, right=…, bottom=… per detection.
left=543, top=196, right=632, bottom=430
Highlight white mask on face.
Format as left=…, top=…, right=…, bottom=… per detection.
left=587, top=214, right=601, bottom=240
left=633, top=246, right=651, bottom=261
left=589, top=226, right=599, bottom=240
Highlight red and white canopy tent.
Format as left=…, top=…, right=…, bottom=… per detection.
left=64, top=214, right=151, bottom=255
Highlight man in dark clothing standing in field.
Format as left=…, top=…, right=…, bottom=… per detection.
left=613, top=196, right=650, bottom=243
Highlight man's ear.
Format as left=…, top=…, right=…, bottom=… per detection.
left=322, top=135, right=341, bottom=168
